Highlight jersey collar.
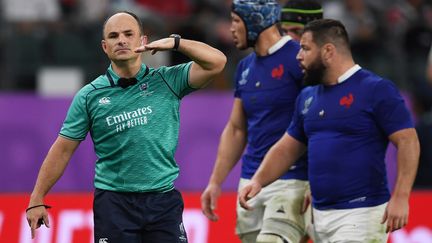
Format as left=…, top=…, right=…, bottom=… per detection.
left=337, top=64, right=361, bottom=84
left=268, top=35, right=292, bottom=55
left=107, top=64, right=149, bottom=86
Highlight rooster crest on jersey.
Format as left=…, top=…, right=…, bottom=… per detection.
left=232, top=0, right=281, bottom=47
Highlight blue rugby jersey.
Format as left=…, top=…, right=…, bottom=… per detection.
left=288, top=67, right=413, bottom=209
left=234, top=36, right=307, bottom=180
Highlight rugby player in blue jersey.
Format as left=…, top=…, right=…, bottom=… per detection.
left=201, top=1, right=312, bottom=242
left=239, top=19, right=420, bottom=242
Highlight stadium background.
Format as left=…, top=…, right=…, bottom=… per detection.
left=1, top=0, right=432, bottom=242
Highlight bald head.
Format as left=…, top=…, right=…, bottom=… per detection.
left=101, top=11, right=145, bottom=63
left=103, top=11, right=143, bottom=39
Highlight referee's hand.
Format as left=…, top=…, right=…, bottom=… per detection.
left=26, top=205, right=50, bottom=239
left=135, top=38, right=176, bottom=55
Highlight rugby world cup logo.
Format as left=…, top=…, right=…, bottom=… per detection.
left=140, top=83, right=148, bottom=91
left=302, top=96, right=313, bottom=114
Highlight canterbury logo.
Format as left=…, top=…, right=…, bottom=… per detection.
left=98, top=97, right=111, bottom=105
left=340, top=93, right=354, bottom=108
left=271, top=64, right=284, bottom=79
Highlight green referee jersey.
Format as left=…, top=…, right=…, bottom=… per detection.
left=59, top=62, right=195, bottom=192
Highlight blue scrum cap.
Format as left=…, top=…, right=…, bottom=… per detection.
left=232, top=0, right=281, bottom=47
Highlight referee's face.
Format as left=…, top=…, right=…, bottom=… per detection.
left=102, top=13, right=143, bottom=63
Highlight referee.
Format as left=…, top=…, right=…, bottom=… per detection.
left=26, top=11, right=226, bottom=242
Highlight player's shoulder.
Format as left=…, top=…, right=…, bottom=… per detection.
left=284, top=36, right=301, bottom=49
left=300, top=85, right=318, bottom=96
left=280, top=36, right=301, bottom=54
left=296, top=85, right=319, bottom=104
left=355, top=68, right=382, bottom=83
left=236, top=52, right=255, bottom=72
left=357, top=69, right=395, bottom=89
left=240, top=51, right=256, bottom=63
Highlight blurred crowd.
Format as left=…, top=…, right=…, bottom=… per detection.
left=1, top=0, right=432, bottom=187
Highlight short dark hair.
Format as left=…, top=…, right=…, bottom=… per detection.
left=303, top=19, right=350, bottom=49
left=102, top=11, right=144, bottom=39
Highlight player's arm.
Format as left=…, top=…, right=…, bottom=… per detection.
left=26, top=136, right=81, bottom=238
left=201, top=98, right=247, bottom=221
left=239, top=133, right=306, bottom=209
left=382, top=128, right=420, bottom=233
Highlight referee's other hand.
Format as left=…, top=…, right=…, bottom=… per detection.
left=26, top=206, right=50, bottom=239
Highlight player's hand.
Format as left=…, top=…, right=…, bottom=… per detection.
left=381, top=195, right=409, bottom=233
left=26, top=205, right=50, bottom=239
left=201, top=184, right=222, bottom=221
left=134, top=38, right=176, bottom=55
left=238, top=181, right=262, bottom=210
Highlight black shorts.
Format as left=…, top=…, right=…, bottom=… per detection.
left=93, top=188, right=188, bottom=243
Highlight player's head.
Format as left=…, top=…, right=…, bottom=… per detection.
left=280, top=0, right=323, bottom=40
left=231, top=0, right=281, bottom=48
left=302, top=18, right=350, bottom=50
left=296, top=19, right=351, bottom=85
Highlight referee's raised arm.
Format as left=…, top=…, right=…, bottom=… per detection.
left=179, top=38, right=227, bottom=89
left=135, top=36, right=227, bottom=89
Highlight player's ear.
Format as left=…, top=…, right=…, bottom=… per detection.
left=321, top=43, right=335, bottom=61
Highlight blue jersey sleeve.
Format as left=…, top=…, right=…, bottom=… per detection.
left=234, top=59, right=247, bottom=98
left=234, top=66, right=241, bottom=98
left=372, top=79, right=414, bottom=136
left=287, top=94, right=307, bottom=144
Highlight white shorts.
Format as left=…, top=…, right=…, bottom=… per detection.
left=236, top=178, right=312, bottom=242
left=313, top=202, right=388, bottom=243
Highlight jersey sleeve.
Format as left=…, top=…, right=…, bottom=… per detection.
left=233, top=60, right=245, bottom=98
left=157, top=62, right=195, bottom=99
left=287, top=93, right=307, bottom=144
left=59, top=88, right=90, bottom=140
left=372, top=79, right=414, bottom=136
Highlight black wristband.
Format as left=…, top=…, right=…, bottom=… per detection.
left=26, top=204, right=52, bottom=213
left=169, top=34, right=181, bottom=51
